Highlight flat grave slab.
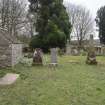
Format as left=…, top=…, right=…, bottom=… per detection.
left=0, top=73, right=19, bottom=85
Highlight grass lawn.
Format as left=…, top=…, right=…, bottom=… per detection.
left=0, top=55, right=105, bottom=105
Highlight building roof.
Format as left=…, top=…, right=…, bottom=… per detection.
left=0, top=28, right=21, bottom=45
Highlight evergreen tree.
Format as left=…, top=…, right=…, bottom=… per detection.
left=29, top=0, right=72, bottom=50
left=96, top=6, right=105, bottom=44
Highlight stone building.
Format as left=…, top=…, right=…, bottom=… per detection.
left=0, top=28, right=23, bottom=67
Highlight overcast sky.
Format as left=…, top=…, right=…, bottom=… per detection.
left=64, top=0, right=105, bottom=39
left=64, top=0, right=105, bottom=19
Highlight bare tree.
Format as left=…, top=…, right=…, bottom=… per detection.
left=0, top=0, right=27, bottom=37
left=24, top=12, right=37, bottom=37
left=65, top=3, right=94, bottom=48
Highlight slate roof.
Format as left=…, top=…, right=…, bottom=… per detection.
left=0, top=28, right=21, bottom=45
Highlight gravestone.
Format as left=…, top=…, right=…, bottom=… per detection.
left=0, top=73, right=19, bottom=85
left=73, top=49, right=79, bottom=55
left=66, top=40, right=71, bottom=55
left=101, top=45, right=105, bottom=55
left=50, top=48, right=58, bottom=66
left=86, top=34, right=97, bottom=65
left=32, top=48, right=43, bottom=65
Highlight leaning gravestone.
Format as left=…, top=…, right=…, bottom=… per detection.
left=32, top=48, right=43, bottom=65
left=86, top=34, right=97, bottom=65
left=50, top=48, right=58, bottom=66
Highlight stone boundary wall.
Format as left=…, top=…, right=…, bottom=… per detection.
left=0, top=44, right=23, bottom=67
left=0, top=45, right=12, bottom=67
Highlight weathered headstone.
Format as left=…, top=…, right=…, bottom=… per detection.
left=73, top=49, right=79, bottom=55
left=86, top=34, right=97, bottom=65
left=32, top=48, right=43, bottom=65
left=50, top=48, right=58, bottom=66
left=66, top=40, right=71, bottom=55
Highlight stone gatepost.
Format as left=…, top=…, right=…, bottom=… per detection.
left=101, top=45, right=105, bottom=55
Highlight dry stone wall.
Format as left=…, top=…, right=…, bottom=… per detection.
left=0, top=45, right=12, bottom=67
left=0, top=44, right=23, bottom=67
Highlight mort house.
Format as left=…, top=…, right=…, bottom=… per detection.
left=0, top=28, right=23, bottom=67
